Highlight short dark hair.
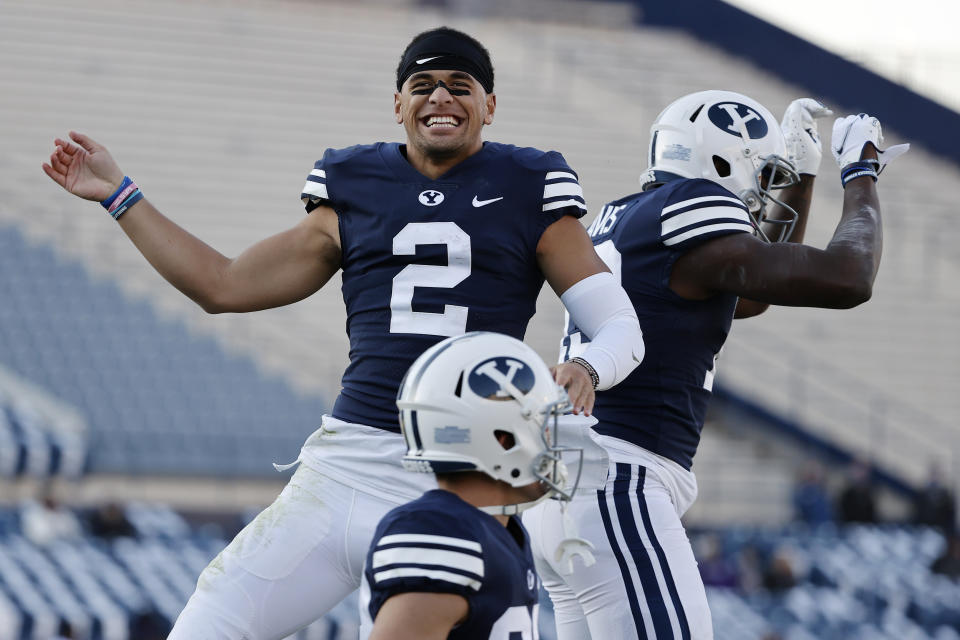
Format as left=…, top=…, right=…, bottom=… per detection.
left=397, top=26, right=494, bottom=92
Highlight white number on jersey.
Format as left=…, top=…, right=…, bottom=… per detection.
left=489, top=604, right=539, bottom=640
left=390, top=222, right=471, bottom=337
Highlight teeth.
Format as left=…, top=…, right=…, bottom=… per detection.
left=426, top=116, right=459, bottom=127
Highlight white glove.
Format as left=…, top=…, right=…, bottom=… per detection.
left=781, top=98, right=833, bottom=176
left=831, top=113, right=910, bottom=172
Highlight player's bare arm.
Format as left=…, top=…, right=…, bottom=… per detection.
left=736, top=98, right=830, bottom=318
left=42, top=131, right=342, bottom=314
left=673, top=148, right=879, bottom=308
left=368, top=592, right=468, bottom=640
left=734, top=174, right=815, bottom=318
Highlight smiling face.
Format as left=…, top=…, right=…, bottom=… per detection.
left=394, top=69, right=496, bottom=170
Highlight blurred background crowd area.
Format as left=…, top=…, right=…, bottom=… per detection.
left=1, top=0, right=959, bottom=638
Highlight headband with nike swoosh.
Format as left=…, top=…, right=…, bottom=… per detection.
left=397, top=31, right=494, bottom=94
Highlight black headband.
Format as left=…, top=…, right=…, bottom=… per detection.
left=397, top=32, right=494, bottom=94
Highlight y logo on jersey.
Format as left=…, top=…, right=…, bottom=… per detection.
left=708, top=102, right=768, bottom=139
left=468, top=357, right=536, bottom=401
left=419, top=190, right=445, bottom=206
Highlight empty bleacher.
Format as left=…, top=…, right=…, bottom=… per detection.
left=0, top=225, right=326, bottom=477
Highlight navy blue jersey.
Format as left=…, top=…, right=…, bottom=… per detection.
left=361, top=489, right=540, bottom=639
left=301, top=142, right=586, bottom=431
left=561, top=179, right=754, bottom=470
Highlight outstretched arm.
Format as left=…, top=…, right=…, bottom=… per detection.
left=672, top=147, right=881, bottom=308
left=43, top=132, right=341, bottom=313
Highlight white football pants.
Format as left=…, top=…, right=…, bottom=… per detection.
left=168, top=418, right=436, bottom=640
left=524, top=444, right=713, bottom=640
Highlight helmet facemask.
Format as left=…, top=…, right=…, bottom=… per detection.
left=530, top=395, right=582, bottom=502
left=739, top=154, right=800, bottom=243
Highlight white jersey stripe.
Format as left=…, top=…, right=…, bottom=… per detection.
left=660, top=206, right=751, bottom=236
left=661, top=195, right=746, bottom=216
left=301, top=180, right=329, bottom=200
left=543, top=199, right=588, bottom=212
left=373, top=567, right=482, bottom=591
left=372, top=547, right=484, bottom=576
left=377, top=533, right=481, bottom=553
left=309, top=169, right=326, bottom=179
left=662, top=222, right=752, bottom=247
left=544, top=182, right=585, bottom=199
left=545, top=171, right=577, bottom=181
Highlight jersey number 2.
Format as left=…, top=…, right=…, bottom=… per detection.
left=390, top=222, right=471, bottom=337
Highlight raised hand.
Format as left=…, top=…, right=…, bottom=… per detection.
left=42, top=132, right=125, bottom=202
left=780, top=98, right=833, bottom=176
left=831, top=114, right=909, bottom=172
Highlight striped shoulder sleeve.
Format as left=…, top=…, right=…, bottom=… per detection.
left=300, top=159, right=330, bottom=214
left=367, top=514, right=485, bottom=596
left=542, top=169, right=587, bottom=218
left=508, top=147, right=587, bottom=220
left=659, top=180, right=754, bottom=251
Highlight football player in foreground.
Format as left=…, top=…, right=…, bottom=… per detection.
left=42, top=26, right=643, bottom=639
left=363, top=331, right=588, bottom=639
left=523, top=91, right=908, bottom=639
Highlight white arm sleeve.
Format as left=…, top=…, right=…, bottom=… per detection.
left=560, top=271, right=644, bottom=390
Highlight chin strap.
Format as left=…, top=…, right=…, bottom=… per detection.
left=554, top=500, right=596, bottom=574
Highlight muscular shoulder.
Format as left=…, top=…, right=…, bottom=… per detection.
left=316, top=143, right=385, bottom=167
left=489, top=143, right=575, bottom=174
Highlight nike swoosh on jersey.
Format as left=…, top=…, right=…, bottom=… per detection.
left=472, top=196, right=504, bottom=208
left=416, top=56, right=443, bottom=64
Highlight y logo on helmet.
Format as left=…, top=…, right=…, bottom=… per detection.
left=708, top=102, right=768, bottom=139
left=468, top=357, right=536, bottom=400
left=418, top=190, right=444, bottom=206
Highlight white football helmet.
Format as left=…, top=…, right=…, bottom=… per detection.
left=397, top=331, right=581, bottom=510
left=641, top=90, right=801, bottom=242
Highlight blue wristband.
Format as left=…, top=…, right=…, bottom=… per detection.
left=110, top=189, right=144, bottom=220
left=840, top=162, right=878, bottom=188
left=101, top=176, right=143, bottom=219
left=101, top=176, right=133, bottom=208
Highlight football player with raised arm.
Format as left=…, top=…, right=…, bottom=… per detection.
left=42, top=26, right=643, bottom=640
left=522, top=91, right=908, bottom=640
left=362, top=331, right=586, bottom=640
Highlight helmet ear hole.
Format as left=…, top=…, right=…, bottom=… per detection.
left=494, top=430, right=516, bottom=451
left=712, top=155, right=731, bottom=177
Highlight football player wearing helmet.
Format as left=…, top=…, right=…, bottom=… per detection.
left=362, top=331, right=586, bottom=640
left=524, top=91, right=907, bottom=640
left=43, top=27, right=643, bottom=639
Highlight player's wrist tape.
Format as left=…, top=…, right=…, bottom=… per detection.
left=100, top=176, right=144, bottom=220
left=568, top=357, right=600, bottom=390
left=840, top=162, right=878, bottom=188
